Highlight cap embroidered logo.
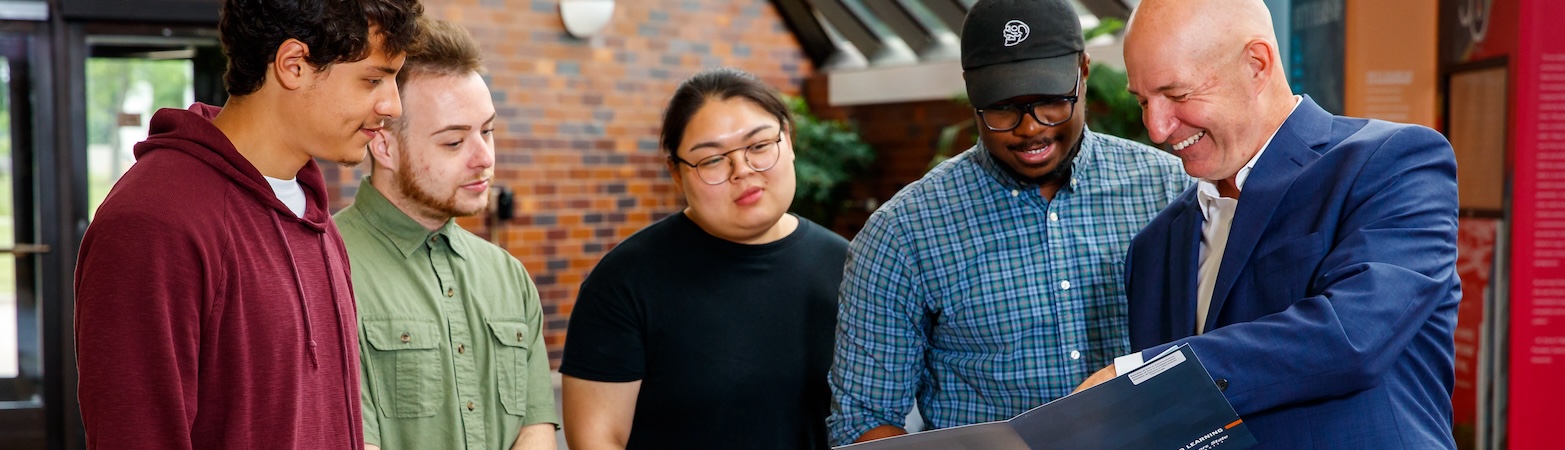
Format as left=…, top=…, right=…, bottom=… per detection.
left=1003, top=19, right=1030, bottom=46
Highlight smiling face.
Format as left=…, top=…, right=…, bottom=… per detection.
left=669, top=96, right=797, bottom=244
left=296, top=30, right=406, bottom=166
left=975, top=64, right=1089, bottom=186
left=382, top=71, right=496, bottom=224
left=1126, top=42, right=1265, bottom=185
left=1124, top=0, right=1293, bottom=189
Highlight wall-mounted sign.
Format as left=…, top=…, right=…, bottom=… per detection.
left=1506, top=0, right=1565, bottom=447
left=1443, top=0, right=1517, bottom=65
left=1344, top=0, right=1439, bottom=130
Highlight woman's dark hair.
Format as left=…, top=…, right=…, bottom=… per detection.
left=219, top=0, right=424, bottom=96
left=660, top=67, right=793, bottom=158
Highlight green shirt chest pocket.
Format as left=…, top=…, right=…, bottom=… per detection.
left=486, top=320, right=532, bottom=417
left=364, top=318, right=443, bottom=418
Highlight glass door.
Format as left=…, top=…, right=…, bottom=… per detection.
left=0, top=29, right=44, bottom=449
left=84, top=43, right=197, bottom=217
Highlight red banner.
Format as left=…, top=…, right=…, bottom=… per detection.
left=1452, top=217, right=1497, bottom=446
left=1508, top=0, right=1565, bottom=446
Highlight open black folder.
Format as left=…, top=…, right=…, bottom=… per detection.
left=834, top=345, right=1259, bottom=450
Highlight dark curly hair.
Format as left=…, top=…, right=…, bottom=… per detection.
left=219, top=0, right=424, bottom=96
left=660, top=67, right=793, bottom=159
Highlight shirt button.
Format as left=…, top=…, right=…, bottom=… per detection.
left=1071, top=178, right=1078, bottom=187
left=400, top=332, right=411, bottom=343
left=1070, top=350, right=1081, bottom=360
left=457, top=344, right=466, bottom=354
left=430, top=236, right=438, bottom=244
left=445, top=287, right=455, bottom=297
left=1060, top=280, right=1071, bottom=290
left=1049, top=212, right=1059, bottom=222
left=1010, top=189, right=1019, bottom=197
left=467, top=401, right=476, bottom=411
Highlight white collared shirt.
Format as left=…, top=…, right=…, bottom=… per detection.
left=1114, top=96, right=1302, bottom=375
left=1192, top=95, right=1301, bottom=334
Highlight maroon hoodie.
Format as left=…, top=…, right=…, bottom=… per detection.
left=74, top=103, right=363, bottom=450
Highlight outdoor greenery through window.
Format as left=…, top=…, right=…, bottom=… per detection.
left=86, top=57, right=194, bottom=220
left=17, top=56, right=193, bottom=377
left=0, top=58, right=14, bottom=378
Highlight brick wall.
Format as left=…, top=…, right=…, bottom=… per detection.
left=321, top=0, right=811, bottom=366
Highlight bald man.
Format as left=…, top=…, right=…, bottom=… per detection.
left=1074, top=0, right=1460, bottom=448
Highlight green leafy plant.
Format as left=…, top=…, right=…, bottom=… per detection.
left=1084, top=17, right=1125, bottom=41
left=931, top=92, right=972, bottom=170
left=787, top=95, right=875, bottom=227
left=1080, top=18, right=1147, bottom=144
left=1083, top=61, right=1150, bottom=145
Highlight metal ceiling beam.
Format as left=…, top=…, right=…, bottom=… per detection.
left=769, top=0, right=836, bottom=67
left=862, top=0, right=934, bottom=54
left=806, top=0, right=886, bottom=63
left=1078, top=0, right=1133, bottom=20
left=918, top=0, right=969, bottom=35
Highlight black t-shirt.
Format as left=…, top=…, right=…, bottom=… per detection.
left=561, top=212, right=848, bottom=450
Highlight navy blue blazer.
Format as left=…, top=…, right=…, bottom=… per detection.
left=1125, top=96, right=1460, bottom=449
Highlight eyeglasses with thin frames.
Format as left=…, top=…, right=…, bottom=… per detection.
left=975, top=69, right=1082, bottom=132
left=669, top=136, right=784, bottom=185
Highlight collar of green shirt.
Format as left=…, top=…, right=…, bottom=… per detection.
left=352, top=177, right=471, bottom=260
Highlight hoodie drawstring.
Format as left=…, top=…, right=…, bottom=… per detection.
left=273, top=218, right=361, bottom=448
left=318, top=233, right=360, bottom=450
left=270, top=213, right=320, bottom=369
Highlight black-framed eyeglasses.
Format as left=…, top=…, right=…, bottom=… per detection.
left=670, top=136, right=784, bottom=185
left=975, top=70, right=1082, bottom=132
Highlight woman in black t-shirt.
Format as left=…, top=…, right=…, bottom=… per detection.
left=560, top=67, right=849, bottom=450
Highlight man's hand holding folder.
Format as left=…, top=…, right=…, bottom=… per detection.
left=835, top=345, right=1259, bottom=450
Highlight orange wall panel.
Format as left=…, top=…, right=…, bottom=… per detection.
left=1344, top=0, right=1440, bottom=129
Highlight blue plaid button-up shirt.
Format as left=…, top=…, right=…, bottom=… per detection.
left=828, top=130, right=1191, bottom=444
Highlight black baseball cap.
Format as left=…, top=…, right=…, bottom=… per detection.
left=961, top=0, right=1084, bottom=109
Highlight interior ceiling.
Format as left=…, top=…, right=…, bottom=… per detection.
left=769, top=0, right=1134, bottom=70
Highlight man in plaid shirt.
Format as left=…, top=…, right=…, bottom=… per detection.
left=827, top=0, right=1190, bottom=445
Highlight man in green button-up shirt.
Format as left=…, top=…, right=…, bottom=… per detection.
left=337, top=20, right=558, bottom=450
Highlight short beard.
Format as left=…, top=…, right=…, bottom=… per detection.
left=999, top=133, right=1083, bottom=186
left=393, top=151, right=485, bottom=220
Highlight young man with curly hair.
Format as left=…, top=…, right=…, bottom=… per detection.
left=73, top=1, right=423, bottom=449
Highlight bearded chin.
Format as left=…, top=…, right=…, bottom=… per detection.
left=393, top=167, right=484, bottom=219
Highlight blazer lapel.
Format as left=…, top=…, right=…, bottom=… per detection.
left=1204, top=96, right=1332, bottom=332
left=1166, top=194, right=1202, bottom=337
